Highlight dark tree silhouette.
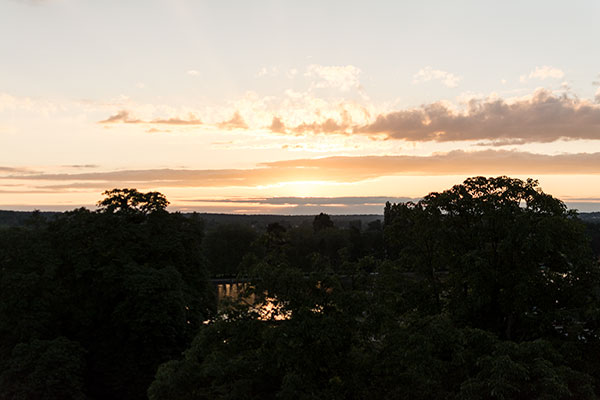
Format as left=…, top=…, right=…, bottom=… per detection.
left=97, top=188, right=169, bottom=215
left=0, top=190, right=214, bottom=400
left=313, top=212, right=334, bottom=232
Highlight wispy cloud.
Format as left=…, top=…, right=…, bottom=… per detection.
left=0, top=92, right=60, bottom=114
left=146, top=128, right=171, bottom=133
left=5, top=150, right=600, bottom=191
left=265, top=150, right=600, bottom=177
left=0, top=166, right=43, bottom=176
left=98, top=110, right=141, bottom=124
left=520, top=65, right=564, bottom=82
left=99, top=110, right=202, bottom=126
left=0, top=166, right=31, bottom=173
left=305, top=64, right=362, bottom=91
left=61, top=164, right=99, bottom=169
left=256, top=66, right=279, bottom=77
left=269, top=110, right=354, bottom=135
left=413, top=66, right=462, bottom=88
left=152, top=116, right=202, bottom=125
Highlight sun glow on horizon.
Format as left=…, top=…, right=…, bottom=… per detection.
left=255, top=180, right=342, bottom=198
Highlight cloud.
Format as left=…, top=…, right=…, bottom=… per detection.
left=98, top=110, right=142, bottom=124
left=61, top=164, right=99, bottom=169
left=264, top=150, right=600, bottom=177
left=528, top=65, right=565, bottom=80
left=358, top=89, right=600, bottom=142
left=269, top=110, right=354, bottom=135
left=305, top=64, right=361, bottom=91
left=187, top=70, right=200, bottom=76
left=289, top=119, right=349, bottom=134
left=256, top=66, right=279, bottom=77
left=413, top=66, right=462, bottom=88
left=146, top=128, right=171, bottom=133
left=184, top=196, right=419, bottom=214
left=151, top=116, right=202, bottom=125
left=0, top=166, right=30, bottom=173
left=270, top=116, right=286, bottom=133
left=520, top=65, right=564, bottom=82
left=473, top=139, right=527, bottom=147
left=98, top=110, right=202, bottom=125
left=96, top=89, right=599, bottom=143
left=217, top=111, right=248, bottom=130
left=0, top=92, right=60, bottom=114
left=6, top=150, right=600, bottom=191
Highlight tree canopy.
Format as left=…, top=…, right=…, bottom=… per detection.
left=2, top=178, right=599, bottom=399
left=0, top=190, right=214, bottom=399
left=148, top=177, right=600, bottom=399
left=97, top=188, right=169, bottom=215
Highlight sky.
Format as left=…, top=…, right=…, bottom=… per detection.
left=1, top=0, right=600, bottom=214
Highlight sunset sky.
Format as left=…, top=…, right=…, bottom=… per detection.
left=1, top=0, right=600, bottom=214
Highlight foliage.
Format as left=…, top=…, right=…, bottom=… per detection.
left=151, top=176, right=600, bottom=399
left=97, top=188, right=169, bottom=215
left=384, top=176, right=599, bottom=340
left=0, top=337, right=87, bottom=400
left=0, top=190, right=214, bottom=399
left=2, top=178, right=600, bottom=399
left=203, top=223, right=258, bottom=277
left=313, top=212, right=334, bottom=232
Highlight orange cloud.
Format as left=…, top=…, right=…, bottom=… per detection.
left=99, top=110, right=142, bottom=124
left=217, top=112, right=248, bottom=130
left=5, top=150, right=600, bottom=191
left=99, top=110, right=202, bottom=126
left=269, top=116, right=286, bottom=133
left=151, top=116, right=202, bottom=125
left=269, top=110, right=353, bottom=135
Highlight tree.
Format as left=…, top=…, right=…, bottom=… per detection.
left=97, top=188, right=169, bottom=215
left=313, top=212, right=334, bottom=232
left=385, top=176, right=600, bottom=340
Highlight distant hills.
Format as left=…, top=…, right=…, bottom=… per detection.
left=579, top=212, right=600, bottom=223
left=2, top=209, right=599, bottom=229
left=0, top=210, right=61, bottom=227
left=0, top=210, right=382, bottom=230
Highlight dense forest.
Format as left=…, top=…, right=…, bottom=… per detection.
left=1, top=177, right=600, bottom=399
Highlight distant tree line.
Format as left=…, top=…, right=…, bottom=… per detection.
left=1, top=178, right=600, bottom=399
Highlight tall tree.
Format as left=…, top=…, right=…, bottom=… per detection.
left=385, top=176, right=600, bottom=340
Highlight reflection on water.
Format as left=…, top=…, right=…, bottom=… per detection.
left=215, top=282, right=290, bottom=320
left=216, top=282, right=251, bottom=303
